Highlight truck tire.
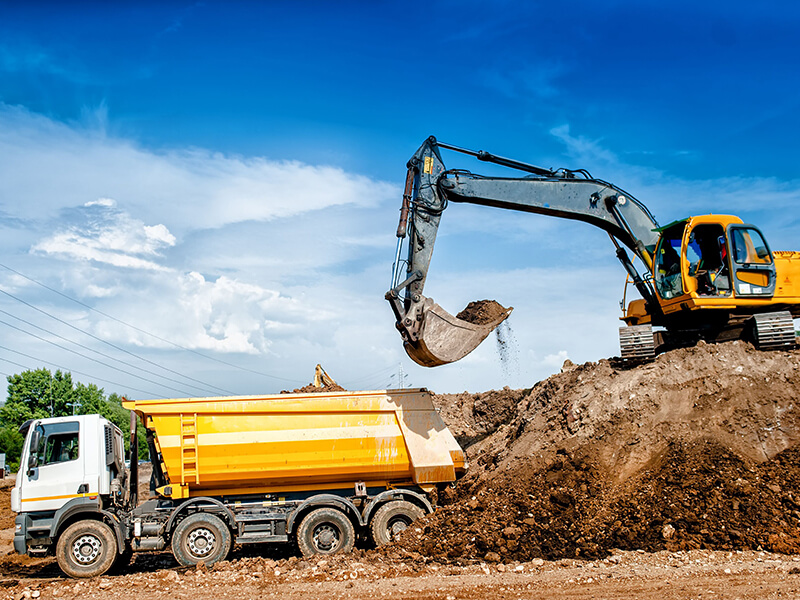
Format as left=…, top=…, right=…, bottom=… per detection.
left=171, top=513, right=232, bottom=567
left=296, top=508, right=355, bottom=557
left=56, top=520, right=118, bottom=578
left=369, top=501, right=424, bottom=546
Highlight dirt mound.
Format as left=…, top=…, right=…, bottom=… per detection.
left=0, top=484, right=14, bottom=529
left=280, top=383, right=346, bottom=394
left=456, top=300, right=509, bottom=325
left=395, top=340, right=800, bottom=561
left=432, top=387, right=525, bottom=448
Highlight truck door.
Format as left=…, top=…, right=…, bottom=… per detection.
left=18, top=420, right=86, bottom=513
left=726, top=225, right=776, bottom=298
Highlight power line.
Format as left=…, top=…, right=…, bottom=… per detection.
left=0, top=353, right=164, bottom=399
left=0, top=308, right=223, bottom=397
left=340, top=363, right=398, bottom=387
left=0, top=286, right=235, bottom=394
left=0, top=320, right=197, bottom=397
left=0, top=262, right=306, bottom=384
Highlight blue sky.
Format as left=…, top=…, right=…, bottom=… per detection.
left=0, top=1, right=798, bottom=400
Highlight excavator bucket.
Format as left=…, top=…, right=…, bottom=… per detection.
left=403, top=297, right=513, bottom=367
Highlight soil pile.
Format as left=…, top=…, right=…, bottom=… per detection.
left=396, top=340, right=800, bottom=562
left=457, top=300, right=510, bottom=325
left=280, top=383, right=346, bottom=394
left=0, top=483, right=14, bottom=529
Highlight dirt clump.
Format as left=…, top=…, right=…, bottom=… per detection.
left=433, top=387, right=526, bottom=448
left=457, top=300, right=510, bottom=325
left=280, top=382, right=346, bottom=394
left=0, top=485, right=14, bottom=529
left=393, top=340, right=800, bottom=563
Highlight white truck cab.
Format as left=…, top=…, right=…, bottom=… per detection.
left=13, top=415, right=127, bottom=561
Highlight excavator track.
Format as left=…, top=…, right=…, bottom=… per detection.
left=619, top=324, right=656, bottom=361
left=753, top=311, right=797, bottom=350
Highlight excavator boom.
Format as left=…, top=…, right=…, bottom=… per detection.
left=387, top=136, right=661, bottom=367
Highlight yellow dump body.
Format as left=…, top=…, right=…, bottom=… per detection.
left=122, top=388, right=466, bottom=500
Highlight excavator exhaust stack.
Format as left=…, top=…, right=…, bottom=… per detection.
left=397, top=296, right=513, bottom=367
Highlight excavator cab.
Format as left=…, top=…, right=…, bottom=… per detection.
left=651, top=216, right=777, bottom=306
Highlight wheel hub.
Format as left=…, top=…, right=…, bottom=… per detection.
left=187, top=527, right=216, bottom=557
left=314, top=525, right=339, bottom=552
left=72, top=534, right=102, bottom=564
left=388, top=520, right=408, bottom=539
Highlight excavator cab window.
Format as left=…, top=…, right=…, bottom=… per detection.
left=686, top=224, right=731, bottom=296
left=654, top=230, right=684, bottom=299
left=731, top=228, right=772, bottom=265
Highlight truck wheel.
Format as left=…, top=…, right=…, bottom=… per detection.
left=369, top=501, right=424, bottom=546
left=297, top=508, right=355, bottom=557
left=56, top=520, right=117, bottom=578
left=171, top=513, right=232, bottom=567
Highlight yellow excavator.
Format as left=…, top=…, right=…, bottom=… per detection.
left=386, top=136, right=800, bottom=366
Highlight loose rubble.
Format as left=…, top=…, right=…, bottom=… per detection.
left=2, top=339, right=799, bottom=599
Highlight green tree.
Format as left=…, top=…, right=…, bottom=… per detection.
left=3, top=368, right=75, bottom=421
left=0, top=368, right=148, bottom=470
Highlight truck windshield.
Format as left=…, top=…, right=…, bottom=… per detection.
left=36, top=421, right=80, bottom=466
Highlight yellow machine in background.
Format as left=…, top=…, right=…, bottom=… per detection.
left=313, top=363, right=338, bottom=388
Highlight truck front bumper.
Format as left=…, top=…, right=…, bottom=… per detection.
left=13, top=514, right=27, bottom=554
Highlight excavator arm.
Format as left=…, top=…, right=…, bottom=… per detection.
left=387, top=136, right=662, bottom=367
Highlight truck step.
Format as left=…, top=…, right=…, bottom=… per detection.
left=753, top=311, right=797, bottom=349
left=619, top=325, right=656, bottom=360
left=235, top=533, right=289, bottom=545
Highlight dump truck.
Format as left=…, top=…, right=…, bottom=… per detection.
left=11, top=388, right=466, bottom=578
left=387, top=136, right=800, bottom=365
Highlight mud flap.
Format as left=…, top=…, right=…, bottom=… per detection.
left=403, top=298, right=512, bottom=367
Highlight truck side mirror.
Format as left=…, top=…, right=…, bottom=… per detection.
left=30, top=428, right=41, bottom=454
left=27, top=429, right=42, bottom=475
left=27, top=452, right=38, bottom=474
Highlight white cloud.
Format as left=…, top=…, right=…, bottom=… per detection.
left=85, top=198, right=116, bottom=208
left=1, top=105, right=798, bottom=401
left=31, top=200, right=176, bottom=270
left=0, top=104, right=396, bottom=235
left=543, top=350, right=570, bottom=368
left=547, top=124, right=800, bottom=248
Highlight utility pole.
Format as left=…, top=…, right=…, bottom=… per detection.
left=397, top=363, right=406, bottom=389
